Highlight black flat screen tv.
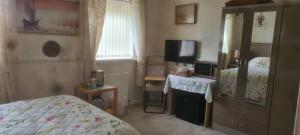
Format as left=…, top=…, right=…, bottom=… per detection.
left=164, top=40, right=196, bottom=64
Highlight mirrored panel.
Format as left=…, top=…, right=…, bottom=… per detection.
left=219, top=13, right=244, bottom=98
left=244, top=11, right=277, bottom=106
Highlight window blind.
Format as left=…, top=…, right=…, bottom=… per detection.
left=96, top=0, right=133, bottom=60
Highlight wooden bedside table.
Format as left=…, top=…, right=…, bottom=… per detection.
left=74, top=85, right=118, bottom=115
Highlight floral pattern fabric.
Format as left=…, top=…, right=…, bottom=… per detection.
left=245, top=67, right=269, bottom=106
left=219, top=67, right=269, bottom=106
left=219, top=68, right=238, bottom=98
left=0, top=95, right=140, bottom=135
left=164, top=75, right=216, bottom=103
left=248, top=57, right=270, bottom=69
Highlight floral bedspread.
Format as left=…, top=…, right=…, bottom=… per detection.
left=219, top=67, right=269, bottom=106
left=219, top=68, right=238, bottom=98
left=0, top=95, right=140, bottom=135
left=245, top=67, right=269, bottom=106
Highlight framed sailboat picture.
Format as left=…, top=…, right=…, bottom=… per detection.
left=16, top=0, right=79, bottom=35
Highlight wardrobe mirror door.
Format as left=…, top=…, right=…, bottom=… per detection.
left=244, top=11, right=277, bottom=106
left=219, top=13, right=244, bottom=98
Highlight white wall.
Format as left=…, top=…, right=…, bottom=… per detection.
left=14, top=33, right=82, bottom=100
left=146, top=0, right=228, bottom=61
left=145, top=0, right=300, bottom=61
left=251, top=11, right=277, bottom=43
left=14, top=32, right=141, bottom=115
left=10, top=0, right=83, bottom=100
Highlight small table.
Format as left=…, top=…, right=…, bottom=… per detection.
left=74, top=85, right=118, bottom=115
left=164, top=75, right=216, bottom=127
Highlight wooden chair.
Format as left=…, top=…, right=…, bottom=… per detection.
left=143, top=56, right=166, bottom=113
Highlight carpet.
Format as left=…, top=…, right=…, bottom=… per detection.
left=119, top=104, right=227, bottom=135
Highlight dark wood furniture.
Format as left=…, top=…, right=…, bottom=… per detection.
left=213, top=2, right=300, bottom=135
left=74, top=85, right=118, bottom=116
left=225, top=0, right=272, bottom=7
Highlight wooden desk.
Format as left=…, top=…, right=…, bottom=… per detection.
left=74, top=85, right=118, bottom=116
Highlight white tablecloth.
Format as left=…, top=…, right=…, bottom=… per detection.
left=163, top=75, right=216, bottom=103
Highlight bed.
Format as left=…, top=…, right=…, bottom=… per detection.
left=0, top=95, right=140, bottom=135
left=219, top=57, right=270, bottom=106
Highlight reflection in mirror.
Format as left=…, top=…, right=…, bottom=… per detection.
left=219, top=13, right=244, bottom=98
left=245, top=11, right=276, bottom=106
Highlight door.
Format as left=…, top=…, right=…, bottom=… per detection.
left=216, top=10, right=247, bottom=103
left=240, top=7, right=283, bottom=111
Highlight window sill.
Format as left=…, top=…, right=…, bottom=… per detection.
left=96, top=58, right=136, bottom=63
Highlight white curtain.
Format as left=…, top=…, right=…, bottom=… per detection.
left=81, top=0, right=107, bottom=82
left=97, top=0, right=133, bottom=60
left=222, top=14, right=234, bottom=69
left=0, top=0, right=17, bottom=103
left=131, top=0, right=146, bottom=86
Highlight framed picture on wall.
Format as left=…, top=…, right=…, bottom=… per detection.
left=175, top=4, right=197, bottom=24
left=16, top=0, right=79, bottom=35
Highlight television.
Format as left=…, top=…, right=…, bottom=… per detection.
left=164, top=40, right=196, bottom=63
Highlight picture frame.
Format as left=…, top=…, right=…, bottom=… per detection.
left=175, top=4, right=197, bottom=24
left=16, top=0, right=79, bottom=35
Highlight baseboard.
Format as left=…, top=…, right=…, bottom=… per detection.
left=128, top=99, right=142, bottom=106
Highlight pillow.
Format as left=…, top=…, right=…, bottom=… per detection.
left=249, top=57, right=270, bottom=68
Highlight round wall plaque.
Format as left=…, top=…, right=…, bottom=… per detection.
left=42, top=41, right=61, bottom=57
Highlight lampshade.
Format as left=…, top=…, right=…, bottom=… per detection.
left=234, top=50, right=240, bottom=58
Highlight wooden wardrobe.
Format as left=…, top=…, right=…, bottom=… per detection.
left=213, top=2, right=300, bottom=135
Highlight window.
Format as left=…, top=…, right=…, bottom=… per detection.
left=96, top=0, right=133, bottom=60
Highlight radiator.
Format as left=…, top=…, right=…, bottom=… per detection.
left=104, top=72, right=129, bottom=115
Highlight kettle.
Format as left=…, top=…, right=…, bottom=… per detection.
left=90, top=70, right=104, bottom=87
